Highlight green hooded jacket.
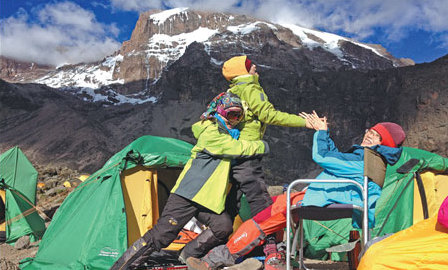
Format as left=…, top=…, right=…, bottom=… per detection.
left=171, top=119, right=269, bottom=213
left=228, top=74, right=306, bottom=140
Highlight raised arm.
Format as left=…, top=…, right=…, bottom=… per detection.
left=312, top=130, right=363, bottom=178
left=241, top=84, right=307, bottom=127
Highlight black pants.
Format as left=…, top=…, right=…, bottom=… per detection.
left=181, top=159, right=272, bottom=260
left=111, top=194, right=234, bottom=269
left=226, top=158, right=273, bottom=219
left=145, top=193, right=233, bottom=251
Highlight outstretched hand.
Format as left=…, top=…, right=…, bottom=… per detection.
left=301, top=112, right=315, bottom=129
left=299, top=111, right=327, bottom=131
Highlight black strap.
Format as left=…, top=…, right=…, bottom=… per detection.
left=415, top=172, right=429, bottom=219
left=120, top=150, right=144, bottom=174
left=0, top=196, right=5, bottom=224
left=120, top=150, right=133, bottom=174
left=396, top=158, right=419, bottom=174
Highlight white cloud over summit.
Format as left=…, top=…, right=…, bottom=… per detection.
left=0, top=2, right=121, bottom=66
left=2, top=0, right=447, bottom=66
left=113, top=0, right=448, bottom=47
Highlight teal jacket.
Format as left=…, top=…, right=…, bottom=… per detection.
left=171, top=119, right=269, bottom=214
left=302, top=130, right=402, bottom=228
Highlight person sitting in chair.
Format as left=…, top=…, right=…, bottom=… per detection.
left=301, top=111, right=405, bottom=228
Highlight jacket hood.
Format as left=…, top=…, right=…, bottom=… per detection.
left=222, top=56, right=249, bottom=81
left=373, top=145, right=403, bottom=165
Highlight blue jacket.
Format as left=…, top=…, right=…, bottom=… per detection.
left=302, top=130, right=402, bottom=228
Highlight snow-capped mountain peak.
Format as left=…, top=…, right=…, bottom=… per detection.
left=10, top=8, right=413, bottom=106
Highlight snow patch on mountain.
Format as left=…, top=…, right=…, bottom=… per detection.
left=37, top=54, right=124, bottom=89
left=35, top=54, right=159, bottom=106
left=210, top=57, right=223, bottom=66
left=146, top=27, right=218, bottom=64
left=282, top=23, right=385, bottom=60
left=150, top=7, right=189, bottom=25
left=283, top=23, right=344, bottom=58
left=349, top=41, right=384, bottom=57
left=59, top=86, right=157, bottom=106
left=227, top=21, right=277, bottom=35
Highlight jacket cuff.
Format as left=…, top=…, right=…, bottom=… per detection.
left=262, top=140, right=270, bottom=154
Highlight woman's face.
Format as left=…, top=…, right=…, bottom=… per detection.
left=361, top=129, right=382, bottom=147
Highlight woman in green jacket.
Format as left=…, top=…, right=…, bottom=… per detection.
left=221, top=55, right=313, bottom=266
left=111, top=93, right=269, bottom=270
left=223, top=55, right=312, bottom=218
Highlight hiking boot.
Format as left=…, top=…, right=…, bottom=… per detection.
left=186, top=257, right=213, bottom=270
left=264, top=252, right=286, bottom=270
left=179, top=249, right=187, bottom=264
left=110, top=237, right=155, bottom=270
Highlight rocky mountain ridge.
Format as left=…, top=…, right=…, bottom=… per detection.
left=0, top=56, right=54, bottom=82
left=1, top=8, right=414, bottom=106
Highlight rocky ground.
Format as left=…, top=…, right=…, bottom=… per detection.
left=0, top=242, right=348, bottom=270
left=0, top=242, right=39, bottom=270
left=1, top=164, right=80, bottom=270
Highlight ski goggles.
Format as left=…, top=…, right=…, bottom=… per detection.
left=218, top=106, right=244, bottom=122
left=226, top=110, right=243, bottom=121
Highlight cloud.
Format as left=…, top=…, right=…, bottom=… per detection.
left=110, top=0, right=448, bottom=48
left=91, top=1, right=111, bottom=10
left=3, top=0, right=447, bottom=66
left=110, top=0, right=164, bottom=12
left=0, top=1, right=121, bottom=66
left=256, top=1, right=448, bottom=43
left=111, top=0, right=252, bottom=14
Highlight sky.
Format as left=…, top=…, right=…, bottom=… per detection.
left=1, top=0, right=448, bottom=66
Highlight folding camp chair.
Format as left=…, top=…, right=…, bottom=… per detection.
left=286, top=148, right=387, bottom=270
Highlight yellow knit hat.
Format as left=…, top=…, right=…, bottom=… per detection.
left=222, top=55, right=249, bottom=81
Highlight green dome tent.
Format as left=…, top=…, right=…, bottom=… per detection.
left=303, top=147, right=448, bottom=261
left=0, top=146, right=45, bottom=245
left=20, top=135, right=193, bottom=270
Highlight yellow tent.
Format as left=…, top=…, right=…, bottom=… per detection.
left=0, top=189, right=5, bottom=234
left=121, top=166, right=182, bottom=248
left=413, top=173, right=448, bottom=223
left=358, top=215, right=448, bottom=269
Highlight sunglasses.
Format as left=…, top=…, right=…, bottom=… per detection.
left=365, top=129, right=382, bottom=140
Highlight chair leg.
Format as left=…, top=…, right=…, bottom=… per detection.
left=299, top=219, right=305, bottom=269
left=362, top=176, right=369, bottom=246
left=291, top=221, right=300, bottom=260
left=348, top=230, right=361, bottom=270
